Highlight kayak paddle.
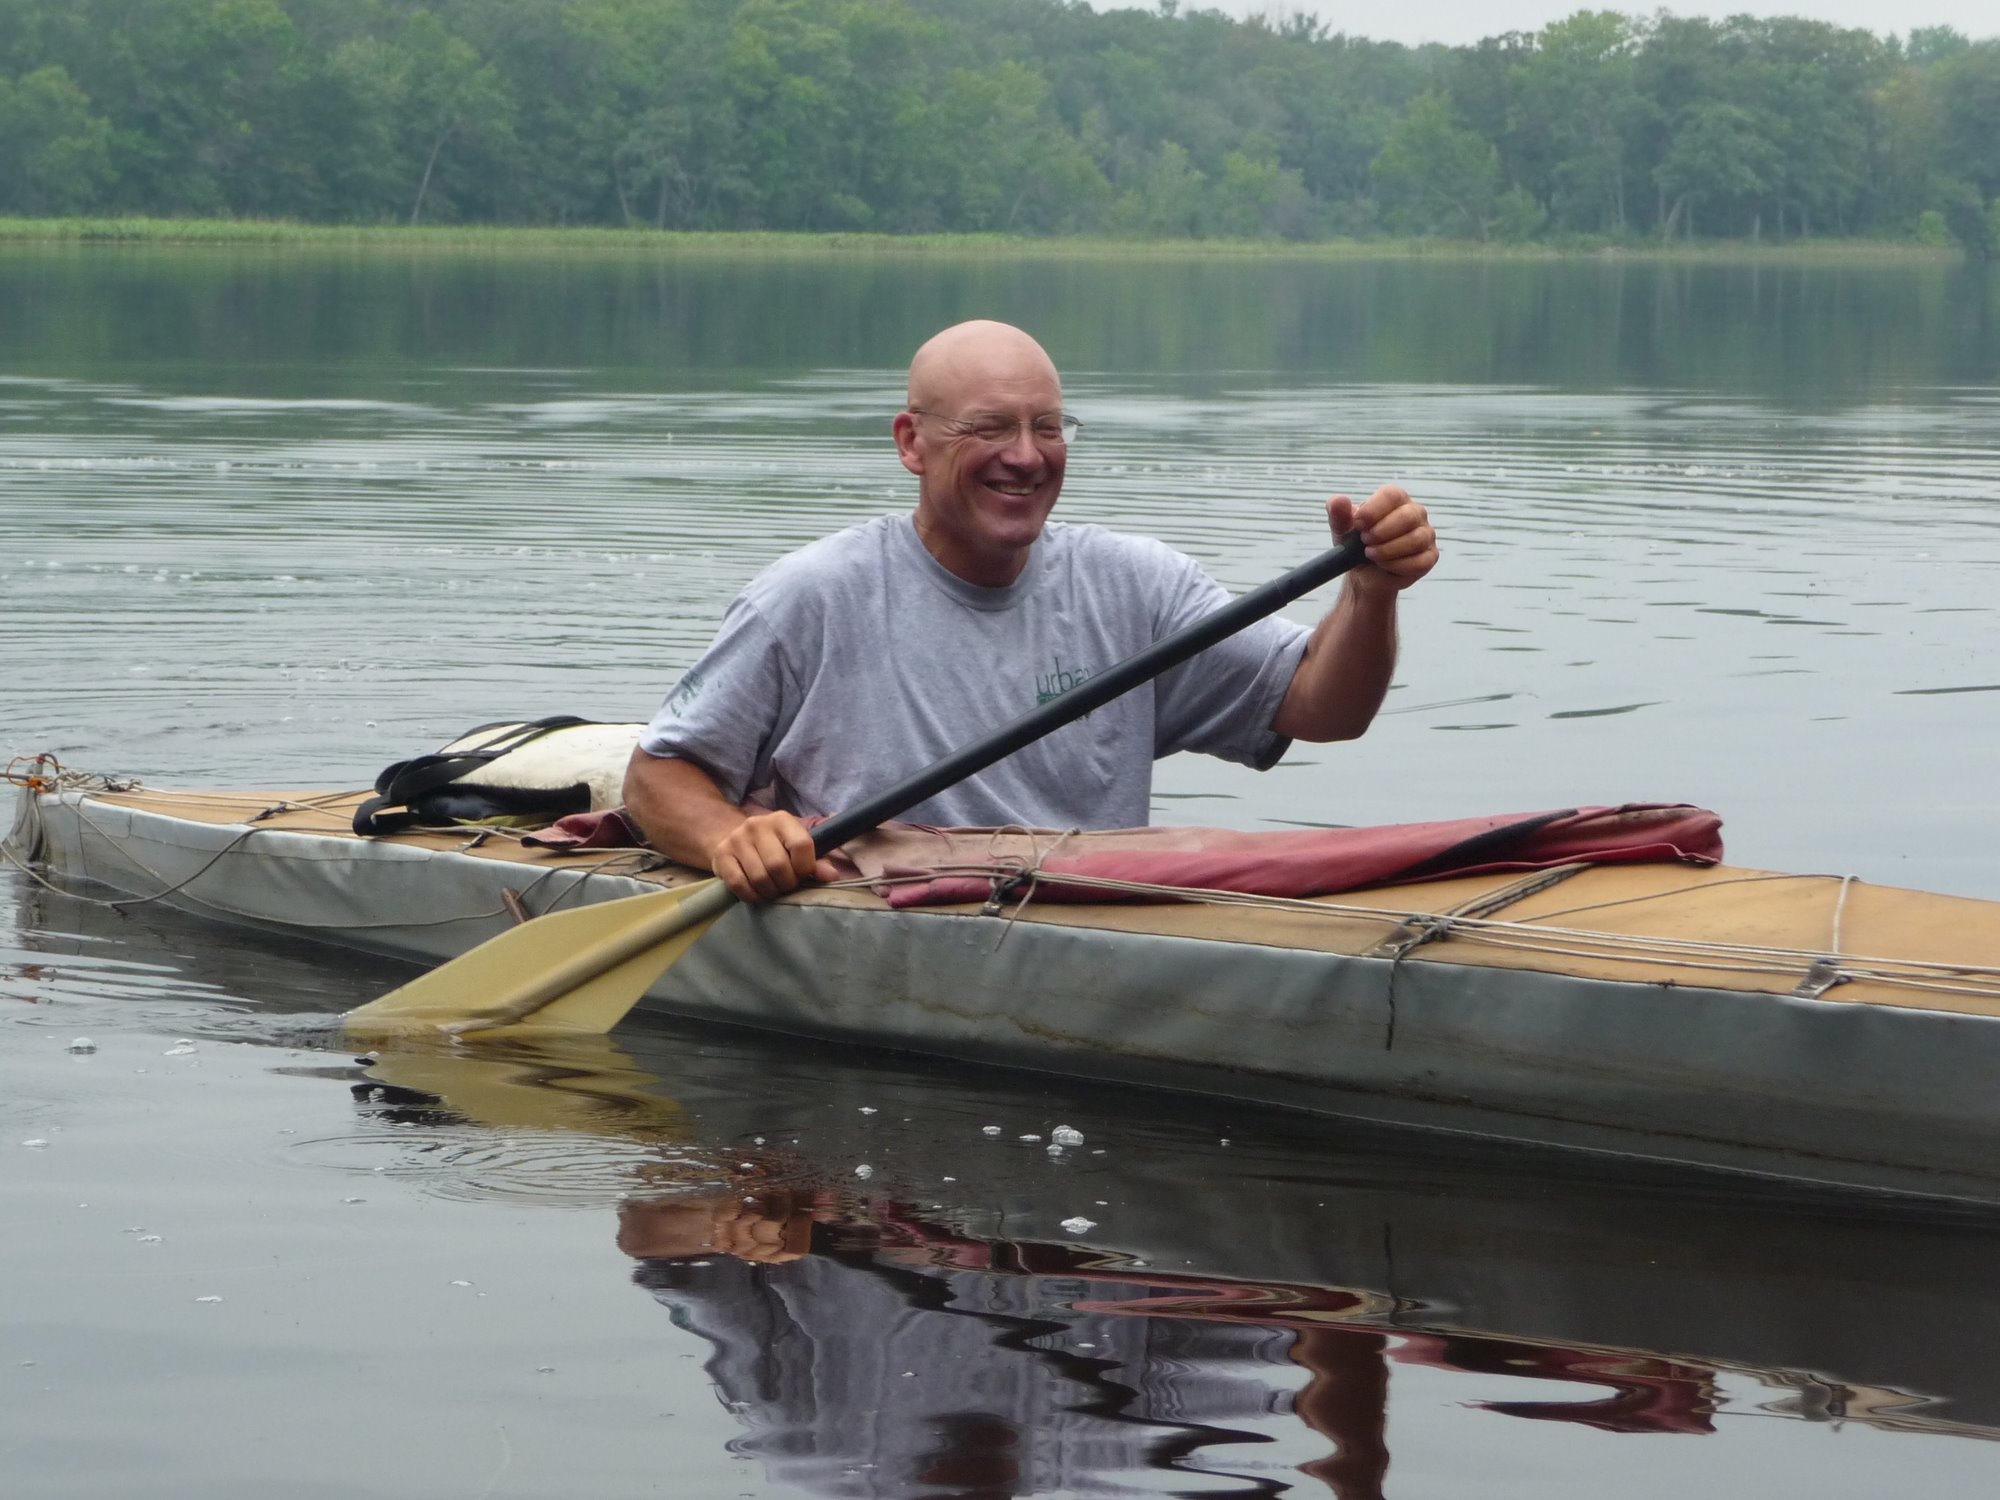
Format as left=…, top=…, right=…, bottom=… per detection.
left=343, top=531, right=1369, bottom=1036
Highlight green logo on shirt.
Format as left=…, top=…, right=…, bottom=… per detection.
left=665, top=667, right=704, bottom=718
left=1035, top=656, right=1094, bottom=708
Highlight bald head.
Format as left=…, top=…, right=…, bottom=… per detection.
left=894, top=320, right=1068, bottom=587
left=907, top=320, right=1061, bottom=412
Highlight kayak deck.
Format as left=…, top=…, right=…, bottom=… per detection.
left=27, top=785, right=2000, bottom=1016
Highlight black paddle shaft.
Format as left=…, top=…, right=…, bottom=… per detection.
left=811, top=531, right=1370, bottom=856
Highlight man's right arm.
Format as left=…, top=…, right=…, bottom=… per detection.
left=623, top=750, right=835, bottom=902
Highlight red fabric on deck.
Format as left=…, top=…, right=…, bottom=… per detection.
left=856, top=804, right=1722, bottom=907
left=521, top=807, right=646, bottom=850
left=525, top=803, right=1723, bottom=907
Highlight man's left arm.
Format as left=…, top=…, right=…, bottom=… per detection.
left=1271, top=485, right=1438, bottom=743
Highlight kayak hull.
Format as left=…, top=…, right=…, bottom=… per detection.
left=13, top=784, right=2000, bottom=1203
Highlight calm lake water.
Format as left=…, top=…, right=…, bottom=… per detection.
left=5, top=245, right=2000, bottom=1497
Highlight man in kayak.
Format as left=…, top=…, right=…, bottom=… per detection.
left=625, top=319, right=1438, bottom=901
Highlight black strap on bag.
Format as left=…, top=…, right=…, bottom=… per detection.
left=352, top=717, right=601, bottom=836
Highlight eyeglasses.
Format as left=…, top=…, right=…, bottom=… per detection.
left=908, top=407, right=1080, bottom=447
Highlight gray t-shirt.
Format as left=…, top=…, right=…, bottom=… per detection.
left=639, top=514, right=1309, bottom=830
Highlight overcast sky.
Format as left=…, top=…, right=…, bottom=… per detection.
left=1140, top=0, right=1995, bottom=47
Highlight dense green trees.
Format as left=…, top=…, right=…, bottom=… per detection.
left=0, top=0, right=1993, bottom=247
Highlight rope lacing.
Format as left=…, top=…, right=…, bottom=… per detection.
left=824, top=863, right=2000, bottom=1004
left=9, top=780, right=664, bottom=927
left=5, top=753, right=142, bottom=796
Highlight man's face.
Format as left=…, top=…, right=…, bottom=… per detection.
left=896, top=347, right=1067, bottom=587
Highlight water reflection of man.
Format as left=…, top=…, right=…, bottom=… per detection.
left=621, top=1191, right=1384, bottom=1499
left=625, top=319, right=1439, bottom=903
left=616, top=1187, right=833, bottom=1265
left=620, top=1192, right=1732, bottom=1500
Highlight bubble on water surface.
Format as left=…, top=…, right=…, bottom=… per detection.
left=1051, top=1125, right=1084, bottom=1146
left=981, top=1125, right=1002, bottom=1136
left=66, top=1038, right=96, bottom=1054
left=1059, top=1217, right=1097, bottom=1234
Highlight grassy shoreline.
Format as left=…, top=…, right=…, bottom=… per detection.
left=0, top=216, right=1962, bottom=263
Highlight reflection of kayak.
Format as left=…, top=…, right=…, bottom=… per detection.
left=13, top=783, right=2000, bottom=1203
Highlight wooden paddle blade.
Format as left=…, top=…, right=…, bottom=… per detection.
left=457, top=903, right=726, bottom=1036
left=342, top=879, right=736, bottom=1036
left=359, top=1033, right=693, bottom=1138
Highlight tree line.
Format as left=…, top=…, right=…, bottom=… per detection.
left=1, top=0, right=1996, bottom=254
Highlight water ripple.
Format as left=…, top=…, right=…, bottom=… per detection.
left=278, top=1123, right=753, bottom=1208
